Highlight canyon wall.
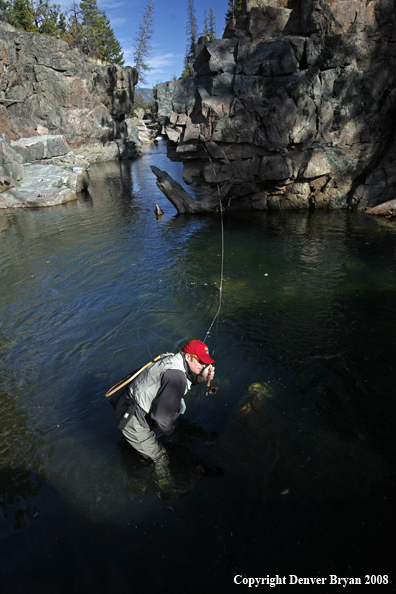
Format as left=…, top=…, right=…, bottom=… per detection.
left=0, top=21, right=137, bottom=146
left=155, top=0, right=396, bottom=211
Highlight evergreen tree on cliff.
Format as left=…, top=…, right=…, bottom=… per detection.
left=33, top=0, right=66, bottom=35
left=1, top=0, right=66, bottom=34
left=203, top=8, right=216, bottom=40
left=132, top=0, right=155, bottom=85
left=0, top=0, right=14, bottom=24
left=7, top=0, right=36, bottom=30
left=205, top=7, right=216, bottom=40
left=67, top=1, right=84, bottom=48
left=182, top=0, right=198, bottom=77
left=78, top=0, right=124, bottom=64
left=0, top=0, right=121, bottom=59
left=203, top=9, right=209, bottom=36
left=225, top=0, right=243, bottom=25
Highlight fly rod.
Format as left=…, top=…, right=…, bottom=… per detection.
left=104, top=355, right=161, bottom=398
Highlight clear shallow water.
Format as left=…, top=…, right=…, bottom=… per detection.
left=0, top=142, right=395, bottom=592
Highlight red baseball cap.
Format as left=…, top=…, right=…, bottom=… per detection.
left=182, top=340, right=215, bottom=364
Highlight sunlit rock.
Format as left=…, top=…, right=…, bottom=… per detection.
left=0, top=21, right=137, bottom=146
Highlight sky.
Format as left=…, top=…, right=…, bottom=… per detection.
left=61, top=0, right=230, bottom=89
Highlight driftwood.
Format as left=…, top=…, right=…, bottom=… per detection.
left=366, top=198, right=396, bottom=217
left=151, top=165, right=223, bottom=213
left=154, top=203, right=164, bottom=216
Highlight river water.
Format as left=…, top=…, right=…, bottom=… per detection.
left=0, top=142, right=395, bottom=593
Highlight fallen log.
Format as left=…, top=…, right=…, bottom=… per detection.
left=151, top=165, right=223, bottom=213
left=365, top=198, right=396, bottom=216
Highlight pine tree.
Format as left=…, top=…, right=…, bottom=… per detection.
left=0, top=0, right=12, bottom=23
left=0, top=0, right=123, bottom=63
left=67, top=1, right=84, bottom=48
left=183, top=0, right=198, bottom=77
left=1, top=0, right=65, bottom=34
left=79, top=0, right=103, bottom=55
left=225, top=0, right=243, bottom=26
left=9, top=0, right=37, bottom=31
left=202, top=8, right=216, bottom=40
left=132, top=0, right=155, bottom=85
left=203, top=9, right=209, bottom=37
left=181, top=54, right=190, bottom=78
left=99, top=12, right=124, bottom=64
left=32, top=0, right=66, bottom=35
left=208, top=7, right=216, bottom=40
left=68, top=0, right=124, bottom=64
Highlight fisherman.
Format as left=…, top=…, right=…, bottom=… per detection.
left=115, top=340, right=215, bottom=489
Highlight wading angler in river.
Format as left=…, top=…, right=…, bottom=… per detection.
left=105, top=340, right=215, bottom=492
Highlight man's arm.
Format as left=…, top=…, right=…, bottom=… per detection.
left=149, top=369, right=187, bottom=435
left=188, top=365, right=215, bottom=385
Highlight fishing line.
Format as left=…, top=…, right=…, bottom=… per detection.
left=201, top=142, right=225, bottom=352
left=134, top=143, right=225, bottom=360
left=136, top=325, right=182, bottom=355
left=137, top=328, right=153, bottom=359
left=105, top=144, right=225, bottom=400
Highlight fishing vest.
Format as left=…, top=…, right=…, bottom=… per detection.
left=129, top=352, right=191, bottom=414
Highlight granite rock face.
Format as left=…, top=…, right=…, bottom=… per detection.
left=154, top=80, right=178, bottom=129
left=0, top=21, right=138, bottom=146
left=10, top=134, right=69, bottom=163
left=0, top=162, right=89, bottom=208
left=156, top=0, right=396, bottom=211
left=0, top=132, right=23, bottom=192
left=0, top=21, right=141, bottom=207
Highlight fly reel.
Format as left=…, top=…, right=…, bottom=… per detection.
left=206, top=385, right=218, bottom=396
left=205, top=364, right=218, bottom=396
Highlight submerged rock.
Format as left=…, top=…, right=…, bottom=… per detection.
left=211, top=382, right=393, bottom=501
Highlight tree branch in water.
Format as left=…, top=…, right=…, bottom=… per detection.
left=365, top=199, right=396, bottom=216
left=151, top=165, right=222, bottom=213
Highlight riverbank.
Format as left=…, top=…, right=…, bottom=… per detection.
left=0, top=133, right=142, bottom=209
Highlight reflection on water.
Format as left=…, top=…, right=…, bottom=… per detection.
left=0, top=142, right=395, bottom=592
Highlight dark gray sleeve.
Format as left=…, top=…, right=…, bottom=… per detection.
left=187, top=369, right=205, bottom=385
left=149, top=369, right=187, bottom=435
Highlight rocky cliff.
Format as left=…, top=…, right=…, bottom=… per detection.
left=0, top=21, right=137, bottom=145
left=0, top=21, right=143, bottom=207
left=155, top=0, right=396, bottom=211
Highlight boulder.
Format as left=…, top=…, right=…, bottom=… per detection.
left=0, top=133, right=24, bottom=192
left=124, top=119, right=141, bottom=145
left=10, top=135, right=69, bottom=164
left=153, top=80, right=178, bottom=124
left=0, top=163, right=89, bottom=208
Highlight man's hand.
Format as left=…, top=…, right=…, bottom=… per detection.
left=202, top=364, right=215, bottom=382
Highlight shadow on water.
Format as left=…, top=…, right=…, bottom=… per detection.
left=115, top=419, right=222, bottom=500
left=1, top=464, right=395, bottom=594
